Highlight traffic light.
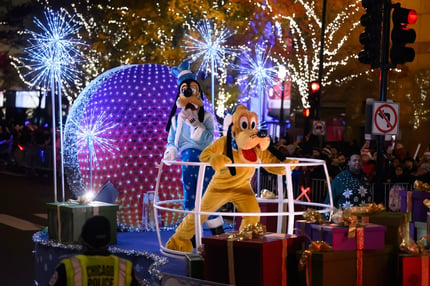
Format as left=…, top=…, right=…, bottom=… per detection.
left=358, top=0, right=382, bottom=68
left=390, top=3, right=417, bottom=65
left=303, top=108, right=310, bottom=118
left=309, top=81, right=321, bottom=119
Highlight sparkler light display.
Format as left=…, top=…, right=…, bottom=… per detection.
left=18, top=9, right=85, bottom=202
left=183, top=19, right=236, bottom=114
left=71, top=110, right=120, bottom=192
left=235, top=44, right=280, bottom=121
left=20, top=9, right=84, bottom=89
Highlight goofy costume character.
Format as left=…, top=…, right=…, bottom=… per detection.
left=163, top=61, right=224, bottom=234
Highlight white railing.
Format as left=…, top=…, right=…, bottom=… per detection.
left=153, top=158, right=333, bottom=257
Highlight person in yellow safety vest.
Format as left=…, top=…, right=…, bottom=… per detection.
left=48, top=216, right=139, bottom=286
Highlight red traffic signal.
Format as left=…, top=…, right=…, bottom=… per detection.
left=303, top=108, right=310, bottom=118
left=392, top=7, right=417, bottom=25
left=310, top=82, right=320, bottom=93
left=390, top=4, right=417, bottom=65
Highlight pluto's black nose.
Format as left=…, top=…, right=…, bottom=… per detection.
left=257, top=129, right=267, bottom=138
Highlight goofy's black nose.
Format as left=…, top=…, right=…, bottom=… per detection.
left=183, top=88, right=193, bottom=97
left=257, top=129, right=267, bottom=138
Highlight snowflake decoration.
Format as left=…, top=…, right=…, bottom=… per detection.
left=342, top=201, right=352, bottom=209
left=358, top=186, right=368, bottom=197
left=342, top=188, right=353, bottom=199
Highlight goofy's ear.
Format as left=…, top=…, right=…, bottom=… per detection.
left=166, top=102, right=178, bottom=132
left=198, top=105, right=204, bottom=123
left=226, top=123, right=236, bottom=176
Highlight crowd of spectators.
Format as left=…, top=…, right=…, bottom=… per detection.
left=274, top=133, right=430, bottom=190
left=1, top=116, right=430, bottom=191
left=0, top=119, right=53, bottom=174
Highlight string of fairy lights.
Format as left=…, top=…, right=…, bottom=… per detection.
left=11, top=0, right=373, bottom=118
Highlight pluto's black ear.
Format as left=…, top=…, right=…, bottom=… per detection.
left=267, top=137, right=287, bottom=161
left=226, top=123, right=236, bottom=176
left=165, top=102, right=178, bottom=132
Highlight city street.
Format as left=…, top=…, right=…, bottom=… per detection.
left=0, top=170, right=70, bottom=285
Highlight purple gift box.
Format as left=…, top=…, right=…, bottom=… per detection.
left=311, top=223, right=386, bottom=251
left=399, top=190, right=430, bottom=222
left=294, top=220, right=314, bottom=246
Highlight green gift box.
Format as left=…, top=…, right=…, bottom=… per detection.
left=47, top=202, right=118, bottom=244
left=185, top=253, right=205, bottom=280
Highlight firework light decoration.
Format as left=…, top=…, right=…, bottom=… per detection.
left=71, top=111, right=120, bottom=191
left=20, top=9, right=84, bottom=89
left=19, top=9, right=85, bottom=202
left=235, top=43, right=280, bottom=121
left=183, top=19, right=237, bottom=114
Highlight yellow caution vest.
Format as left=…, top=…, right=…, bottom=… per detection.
left=61, top=254, right=133, bottom=285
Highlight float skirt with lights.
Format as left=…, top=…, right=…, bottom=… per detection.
left=33, top=230, right=171, bottom=286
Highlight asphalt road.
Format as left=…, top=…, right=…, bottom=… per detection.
left=0, top=169, right=72, bottom=285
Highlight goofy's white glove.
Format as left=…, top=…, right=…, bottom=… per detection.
left=163, top=146, right=177, bottom=165
left=180, top=109, right=205, bottom=140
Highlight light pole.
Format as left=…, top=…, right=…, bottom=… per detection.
left=278, top=66, right=287, bottom=139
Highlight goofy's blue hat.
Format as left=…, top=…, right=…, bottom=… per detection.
left=171, top=61, right=196, bottom=85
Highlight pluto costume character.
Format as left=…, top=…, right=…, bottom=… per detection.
left=164, top=61, right=224, bottom=233
left=166, top=105, right=296, bottom=252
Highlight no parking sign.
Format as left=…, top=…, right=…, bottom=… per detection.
left=371, top=102, right=399, bottom=135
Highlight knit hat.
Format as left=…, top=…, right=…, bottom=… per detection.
left=286, top=144, right=296, bottom=155
left=322, top=147, right=332, bottom=156
left=420, top=163, right=430, bottom=173
left=80, top=216, right=111, bottom=248
left=424, top=152, right=430, bottom=157
left=171, top=61, right=196, bottom=85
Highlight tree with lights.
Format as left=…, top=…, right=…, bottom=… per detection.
left=2, top=0, right=428, bottom=135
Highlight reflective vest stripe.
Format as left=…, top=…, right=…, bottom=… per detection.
left=69, top=257, right=83, bottom=285
left=61, top=255, right=132, bottom=285
left=118, top=258, right=127, bottom=285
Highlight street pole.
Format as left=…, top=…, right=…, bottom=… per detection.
left=375, top=0, right=391, bottom=204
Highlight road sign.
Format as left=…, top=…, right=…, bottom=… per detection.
left=371, top=102, right=399, bottom=135
left=312, top=120, right=326, bottom=136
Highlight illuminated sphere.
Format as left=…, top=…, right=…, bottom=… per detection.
left=64, top=64, right=184, bottom=229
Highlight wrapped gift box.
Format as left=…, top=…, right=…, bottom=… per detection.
left=185, top=253, right=204, bottom=280
left=259, top=201, right=289, bottom=233
left=294, top=220, right=316, bottom=246
left=234, top=201, right=288, bottom=232
left=311, top=223, right=386, bottom=251
left=414, top=221, right=429, bottom=248
left=358, top=211, right=409, bottom=251
left=203, top=232, right=304, bottom=286
left=400, top=254, right=430, bottom=286
left=297, top=246, right=395, bottom=286
left=399, top=190, right=430, bottom=222
left=47, top=202, right=118, bottom=244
